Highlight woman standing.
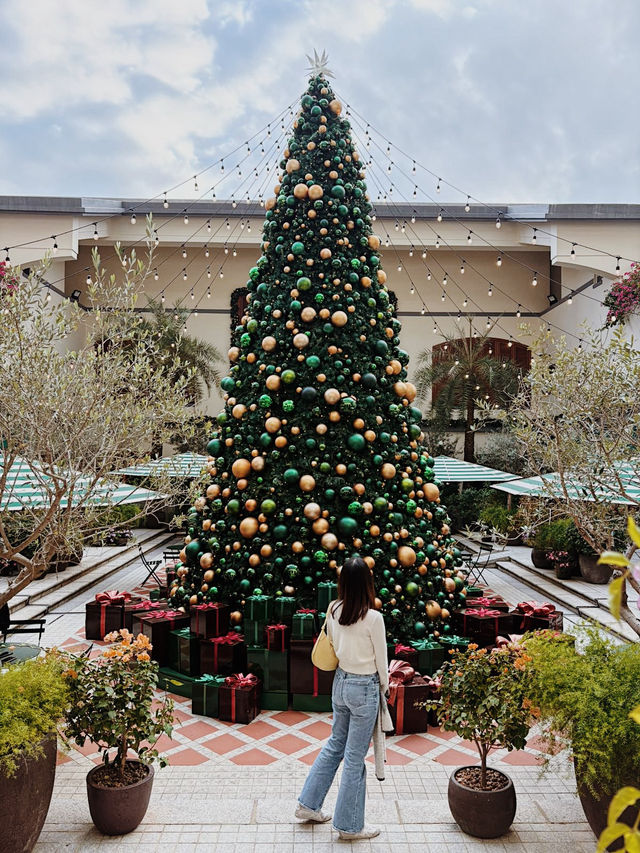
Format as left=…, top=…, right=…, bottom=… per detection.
left=295, top=556, right=389, bottom=840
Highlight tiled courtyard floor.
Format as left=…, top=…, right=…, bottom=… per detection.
left=25, top=539, right=597, bottom=850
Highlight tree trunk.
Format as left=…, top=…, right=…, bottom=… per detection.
left=464, top=394, right=475, bottom=462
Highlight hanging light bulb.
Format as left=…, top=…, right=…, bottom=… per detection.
left=616, top=257, right=621, bottom=273
left=182, top=246, right=187, bottom=259
left=532, top=228, right=537, bottom=243
left=567, top=292, right=573, bottom=304
left=52, top=237, right=58, bottom=254
left=427, top=270, right=432, bottom=280
left=421, top=306, right=425, bottom=315
left=190, top=289, right=194, bottom=300
left=153, top=269, right=159, bottom=281
left=204, top=246, right=210, bottom=257
left=161, top=292, right=165, bottom=303
left=409, top=246, right=414, bottom=257
left=397, top=264, right=402, bottom=272
left=394, top=221, right=399, bottom=231
left=163, top=193, right=169, bottom=209
left=486, top=316, right=491, bottom=329
left=194, top=175, right=199, bottom=192
left=463, top=297, right=468, bottom=307
left=411, top=215, right=416, bottom=224
left=433, top=323, right=438, bottom=334
left=154, top=230, right=159, bottom=247
left=495, top=213, right=502, bottom=229
left=570, top=244, right=576, bottom=257
left=194, top=309, right=198, bottom=317
left=85, top=274, right=92, bottom=285
left=532, top=273, right=538, bottom=286
left=437, top=210, right=443, bottom=223
left=422, top=250, right=427, bottom=259
left=442, top=273, right=448, bottom=286
left=460, top=261, right=465, bottom=274
left=184, top=212, right=189, bottom=225
left=130, top=212, right=136, bottom=225
left=231, top=199, right=237, bottom=209
left=207, top=220, right=211, bottom=233
left=207, top=266, right=211, bottom=278
left=4, top=250, right=9, bottom=262
left=93, top=224, right=99, bottom=240
left=578, top=340, right=583, bottom=352
left=435, top=236, right=440, bottom=249
left=465, top=196, right=471, bottom=212
left=496, top=255, right=502, bottom=267
left=436, top=178, right=441, bottom=193
left=488, top=284, right=493, bottom=296
left=467, top=231, right=473, bottom=244
left=508, top=339, right=513, bottom=348
left=207, top=287, right=211, bottom=298
left=457, top=311, right=462, bottom=320
left=46, top=289, right=51, bottom=302
left=516, top=305, right=521, bottom=318
left=182, top=268, right=188, bottom=280
left=226, top=219, right=230, bottom=230
left=410, top=284, right=415, bottom=294
left=233, top=248, right=237, bottom=257
left=220, top=271, right=224, bottom=279
left=441, top=291, right=445, bottom=302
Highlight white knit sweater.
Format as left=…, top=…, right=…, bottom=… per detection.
left=326, top=602, right=389, bottom=694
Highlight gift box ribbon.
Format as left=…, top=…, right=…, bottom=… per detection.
left=224, top=672, right=259, bottom=722
left=387, top=661, right=416, bottom=733
left=266, top=624, right=288, bottom=652
left=130, top=599, right=162, bottom=611
left=95, top=590, right=131, bottom=605
left=467, top=597, right=505, bottom=609
left=296, top=608, right=317, bottom=615
left=195, top=673, right=226, bottom=715
left=463, top=608, right=502, bottom=637
left=515, top=600, right=556, bottom=630
left=143, top=609, right=184, bottom=620
left=410, top=640, right=441, bottom=651
left=394, top=643, right=415, bottom=656
left=194, top=602, right=225, bottom=637
left=441, top=635, right=469, bottom=648
left=211, top=632, right=243, bottom=671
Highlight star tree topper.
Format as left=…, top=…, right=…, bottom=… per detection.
left=305, top=49, right=334, bottom=78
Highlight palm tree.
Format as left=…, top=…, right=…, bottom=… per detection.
left=414, top=320, right=520, bottom=461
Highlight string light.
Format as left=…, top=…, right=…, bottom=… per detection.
left=233, top=248, right=237, bottom=257
left=467, top=231, right=473, bottom=244
left=433, top=323, right=438, bottom=334
left=457, top=311, right=462, bottom=320
left=207, top=287, right=211, bottom=298
left=486, top=317, right=491, bottom=329
left=190, top=289, right=194, bottom=300
left=421, top=306, right=425, bottom=315
left=226, top=219, right=230, bottom=230
left=85, top=274, right=91, bottom=285
left=410, top=284, right=415, bottom=294
left=516, top=305, right=522, bottom=317
left=422, top=250, right=427, bottom=259
left=52, top=237, right=58, bottom=254
left=193, top=175, right=198, bottom=192
left=442, top=273, right=448, bottom=286
left=463, top=297, right=468, bottom=307
left=4, top=250, right=9, bottom=262
left=163, top=193, right=168, bottom=209
left=206, top=219, right=211, bottom=233
left=224, top=244, right=229, bottom=255
left=441, top=291, right=446, bottom=302
left=46, top=289, right=51, bottom=302
left=204, top=246, right=210, bottom=258
left=508, top=339, right=513, bottom=348
left=207, top=266, right=211, bottom=278
left=436, top=178, right=441, bottom=193
left=532, top=273, right=538, bottom=286
left=153, top=269, right=159, bottom=281
left=437, top=210, right=443, bottom=223
left=616, top=257, right=621, bottom=273
left=567, top=292, right=573, bottom=304
left=532, top=228, right=537, bottom=243
left=409, top=246, right=414, bottom=257
left=496, top=255, right=502, bottom=267
left=465, top=196, right=471, bottom=212
left=426, top=270, right=431, bottom=280
left=182, top=245, right=187, bottom=259
left=194, top=309, right=198, bottom=317
left=220, top=270, right=224, bottom=279
left=460, top=261, right=465, bottom=274
left=495, top=213, right=502, bottom=229
left=161, top=292, right=165, bottom=303
left=578, top=340, right=583, bottom=352
left=435, top=236, right=440, bottom=248
left=183, top=212, right=189, bottom=225
left=93, top=224, right=98, bottom=240
left=130, top=212, right=136, bottom=225
left=154, top=230, right=159, bottom=247
left=488, top=284, right=493, bottom=296
left=570, top=244, right=576, bottom=257
left=182, top=268, right=188, bottom=280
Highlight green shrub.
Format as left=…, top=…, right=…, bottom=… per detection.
left=478, top=504, right=516, bottom=534
left=533, top=519, right=573, bottom=551
left=0, top=654, right=69, bottom=777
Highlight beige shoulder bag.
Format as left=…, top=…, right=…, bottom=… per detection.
left=311, top=607, right=339, bottom=671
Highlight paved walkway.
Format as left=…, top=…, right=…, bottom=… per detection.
left=23, top=538, right=602, bottom=851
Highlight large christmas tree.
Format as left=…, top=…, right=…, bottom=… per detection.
left=171, top=67, right=467, bottom=641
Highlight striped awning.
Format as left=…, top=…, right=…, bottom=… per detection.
left=491, top=469, right=640, bottom=505
left=115, top=451, right=208, bottom=479
left=0, top=454, right=165, bottom=512
left=432, top=456, right=517, bottom=484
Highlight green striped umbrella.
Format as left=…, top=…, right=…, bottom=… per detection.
left=0, top=455, right=165, bottom=512
left=491, top=470, right=640, bottom=505
left=432, top=456, right=517, bottom=484
left=115, top=451, right=208, bottom=479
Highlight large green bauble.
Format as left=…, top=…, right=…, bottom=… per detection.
left=337, top=516, right=358, bottom=536
left=331, top=185, right=346, bottom=199
left=405, top=582, right=420, bottom=598
left=184, top=540, right=201, bottom=564
left=347, top=433, right=366, bottom=452
left=306, top=355, right=320, bottom=369
left=227, top=499, right=240, bottom=515
left=220, top=376, right=235, bottom=393
left=283, top=468, right=299, bottom=484
left=374, top=496, right=388, bottom=512
left=261, top=499, right=276, bottom=516
left=413, top=621, right=427, bottom=638
left=259, top=394, right=272, bottom=408
left=301, top=386, right=317, bottom=402
left=207, top=438, right=221, bottom=456
left=282, top=369, right=296, bottom=384
left=291, top=242, right=305, bottom=255
left=273, top=524, right=288, bottom=540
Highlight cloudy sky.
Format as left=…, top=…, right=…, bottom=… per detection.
left=1, top=0, right=638, bottom=204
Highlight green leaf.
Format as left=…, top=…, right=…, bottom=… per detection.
left=629, top=707, right=640, bottom=725
left=609, top=575, right=625, bottom=620
left=599, top=551, right=630, bottom=568
left=629, top=516, right=640, bottom=549
left=597, top=822, right=628, bottom=852
left=608, top=787, right=640, bottom=825
left=626, top=830, right=640, bottom=853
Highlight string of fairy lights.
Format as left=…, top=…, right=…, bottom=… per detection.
left=2, top=86, right=637, bottom=353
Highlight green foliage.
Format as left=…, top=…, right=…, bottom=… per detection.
left=440, top=486, right=496, bottom=531
left=475, top=432, right=528, bottom=476
left=478, top=503, right=516, bottom=534
left=421, top=415, right=458, bottom=458
left=524, top=627, right=640, bottom=798
left=64, top=630, right=174, bottom=777
left=433, top=644, right=531, bottom=788
left=0, top=653, right=69, bottom=777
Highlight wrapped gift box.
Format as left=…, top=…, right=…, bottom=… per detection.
left=292, top=609, right=318, bottom=641
left=465, top=586, right=484, bottom=598
left=191, top=674, right=226, bottom=717
left=465, top=596, right=510, bottom=612
left=292, top=693, right=332, bottom=712
left=134, top=610, right=190, bottom=666
left=200, top=632, right=247, bottom=676
left=392, top=643, right=419, bottom=670
left=218, top=673, right=261, bottom=724
left=317, top=581, right=338, bottom=613
left=169, top=628, right=200, bottom=676
left=265, top=623, right=290, bottom=651
left=123, top=599, right=164, bottom=632
left=409, top=639, right=445, bottom=676
left=247, top=647, right=288, bottom=692
left=290, top=640, right=334, bottom=695
left=190, top=602, right=230, bottom=639
left=261, top=691, right=289, bottom=711
left=511, top=601, right=564, bottom=633
left=388, top=671, right=432, bottom=734
left=245, top=594, right=273, bottom=622
left=243, top=618, right=267, bottom=648
left=85, top=591, right=133, bottom=640
left=452, top=608, right=512, bottom=646
left=156, top=667, right=198, bottom=699
left=439, top=635, right=471, bottom=654
left=273, top=596, right=297, bottom=624
left=149, top=588, right=167, bottom=602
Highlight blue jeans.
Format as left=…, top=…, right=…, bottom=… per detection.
left=298, top=668, right=379, bottom=833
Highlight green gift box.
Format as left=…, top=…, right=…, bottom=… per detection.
left=292, top=610, right=318, bottom=641
left=409, top=639, right=445, bottom=676
left=274, top=596, right=297, bottom=624
left=245, top=594, right=273, bottom=622
left=247, top=647, right=288, bottom=692
left=244, top=619, right=267, bottom=647
left=156, top=667, right=197, bottom=698
left=465, top=586, right=483, bottom=599
left=192, top=674, right=226, bottom=718
left=317, top=581, right=338, bottom=613
left=292, top=693, right=332, bottom=712
left=149, top=589, right=167, bottom=603
left=439, top=635, right=471, bottom=654
left=169, top=628, right=200, bottom=676
left=261, top=691, right=289, bottom=711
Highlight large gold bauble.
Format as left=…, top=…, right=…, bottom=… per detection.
left=265, top=416, right=281, bottom=433
left=329, top=99, right=342, bottom=115
left=329, top=411, right=341, bottom=423
left=324, top=387, right=340, bottom=405
left=206, top=484, right=220, bottom=499
left=393, top=381, right=407, bottom=397
left=398, top=545, right=417, bottom=567
left=331, top=310, right=348, bottom=327
left=313, top=517, right=330, bottom=534
left=316, top=423, right=328, bottom=435
left=299, top=474, right=316, bottom=492
left=203, top=569, right=214, bottom=583
left=293, top=333, right=309, bottom=349
left=426, top=600, right=442, bottom=619
left=286, top=158, right=300, bottom=173
left=374, top=597, right=383, bottom=610
left=179, top=549, right=187, bottom=563
left=200, top=552, right=213, bottom=569
left=264, top=197, right=276, bottom=211
left=424, top=483, right=440, bottom=502
left=301, top=307, right=317, bottom=322
left=265, top=374, right=281, bottom=390
left=381, top=463, right=396, bottom=479
left=293, top=183, right=308, bottom=199
left=444, top=578, right=456, bottom=593
left=228, top=346, right=240, bottom=362
left=368, top=235, right=380, bottom=250
left=239, top=517, right=259, bottom=538
left=284, top=585, right=295, bottom=595
left=320, top=247, right=332, bottom=259
left=232, top=458, right=251, bottom=478
left=441, top=608, right=450, bottom=620
left=308, top=184, right=324, bottom=200
left=194, top=497, right=206, bottom=511
left=261, top=336, right=277, bottom=351
left=230, top=610, right=243, bottom=625
left=190, top=594, right=199, bottom=606
left=251, top=456, right=265, bottom=471
left=404, top=382, right=417, bottom=402
left=321, top=532, right=338, bottom=550
left=292, top=541, right=304, bottom=554
left=232, top=404, right=246, bottom=419
left=377, top=269, right=387, bottom=284
left=304, top=502, right=322, bottom=519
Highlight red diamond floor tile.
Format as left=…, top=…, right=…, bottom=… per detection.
left=150, top=734, right=183, bottom=751
left=268, top=734, right=311, bottom=755
left=299, top=720, right=332, bottom=739
left=366, top=748, right=413, bottom=766
left=395, top=735, right=439, bottom=755
left=435, top=748, right=478, bottom=766
left=430, top=726, right=457, bottom=740
left=56, top=751, right=72, bottom=765
left=271, top=710, right=310, bottom=725
left=526, top=735, right=560, bottom=754
left=230, top=748, right=278, bottom=766
left=501, top=750, right=544, bottom=766
left=298, top=748, right=322, bottom=766
left=242, top=720, right=281, bottom=739
left=202, top=733, right=247, bottom=754
left=167, top=747, right=210, bottom=766
left=176, top=720, right=220, bottom=741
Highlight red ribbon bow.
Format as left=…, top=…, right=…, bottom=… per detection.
left=95, top=590, right=131, bottom=604
left=131, top=599, right=161, bottom=610
left=143, top=609, right=184, bottom=620
left=224, top=672, right=259, bottom=688
left=516, top=601, right=555, bottom=616
left=470, top=608, right=502, bottom=619
left=212, top=632, right=243, bottom=645
left=388, top=658, right=415, bottom=684
left=296, top=608, right=317, bottom=615
left=388, top=659, right=416, bottom=733
left=195, top=602, right=223, bottom=611
left=394, top=643, right=414, bottom=656
left=467, top=597, right=504, bottom=609
left=266, top=624, right=289, bottom=652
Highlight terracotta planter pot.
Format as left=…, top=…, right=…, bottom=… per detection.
left=575, top=763, right=639, bottom=843
left=447, top=766, right=517, bottom=838
left=578, top=554, right=613, bottom=585
left=0, top=733, right=57, bottom=853
left=86, top=761, right=154, bottom=835
left=531, top=548, right=554, bottom=570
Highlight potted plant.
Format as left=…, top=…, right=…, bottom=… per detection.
left=531, top=523, right=553, bottom=569
left=0, top=653, right=69, bottom=853
left=524, top=627, right=640, bottom=838
left=64, top=629, right=175, bottom=836
left=431, top=642, right=531, bottom=838
left=566, top=524, right=613, bottom=584
left=548, top=550, right=573, bottom=580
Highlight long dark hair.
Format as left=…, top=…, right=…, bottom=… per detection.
left=331, top=556, right=375, bottom=626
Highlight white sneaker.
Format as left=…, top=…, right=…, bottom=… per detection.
left=295, top=803, right=332, bottom=823
left=337, top=825, right=380, bottom=840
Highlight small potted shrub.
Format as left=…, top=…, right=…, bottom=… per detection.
left=567, top=525, right=612, bottom=584
left=531, top=524, right=553, bottom=569
left=548, top=549, right=573, bottom=580
left=524, top=627, right=640, bottom=838
left=0, top=653, right=69, bottom=853
left=64, top=629, right=174, bottom=836
left=432, top=642, right=531, bottom=838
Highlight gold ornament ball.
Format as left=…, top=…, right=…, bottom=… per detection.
left=301, top=307, right=317, bottom=322
left=232, top=458, right=251, bottom=478
left=374, top=597, right=383, bottom=609
left=329, top=99, right=342, bottom=115
left=426, top=600, right=442, bottom=619
left=239, top=517, right=259, bottom=538
left=313, top=517, right=330, bottom=534
left=179, top=549, right=187, bottom=563
left=299, top=474, right=316, bottom=492
left=265, top=374, right=281, bottom=390
left=308, top=184, right=324, bottom=200
left=232, top=404, right=246, bottom=419
left=393, top=381, right=407, bottom=397
left=304, top=501, right=322, bottom=519
left=200, top=552, right=213, bottom=569
left=324, top=387, right=341, bottom=405
left=441, top=608, right=450, bottom=620
left=293, top=183, right=308, bottom=198
left=321, top=532, right=338, bottom=550
left=194, top=497, right=206, bottom=511
left=265, top=416, right=282, bottom=433
left=331, top=310, right=348, bottom=327
left=286, top=158, right=300, bottom=173
left=228, top=346, right=240, bottom=362
left=368, top=235, right=380, bottom=250
left=444, top=577, right=456, bottom=593
left=230, top=610, right=243, bottom=625
left=292, top=540, right=304, bottom=554
left=203, top=569, right=214, bottom=583
left=190, top=594, right=199, bottom=606
left=293, top=333, right=309, bottom=349
left=381, top=463, right=396, bottom=480
left=251, top=456, right=265, bottom=471
left=404, top=382, right=417, bottom=402
left=424, top=483, right=440, bottom=502
left=284, top=585, right=295, bottom=595
left=398, top=545, right=417, bottom=567
left=261, top=336, right=277, bottom=351
left=206, top=484, right=220, bottom=499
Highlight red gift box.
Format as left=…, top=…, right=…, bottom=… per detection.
left=290, top=639, right=335, bottom=695
left=393, top=642, right=419, bottom=670
left=453, top=608, right=512, bottom=646
left=123, top=599, right=164, bottom=632
left=133, top=610, right=190, bottom=666
left=387, top=660, right=432, bottom=734
left=85, top=590, right=133, bottom=640
left=512, top=601, right=564, bottom=633
left=465, top=596, right=510, bottom=612
left=265, top=624, right=290, bottom=652
left=218, top=672, right=261, bottom=724
left=200, top=632, right=247, bottom=676
left=190, top=602, right=230, bottom=639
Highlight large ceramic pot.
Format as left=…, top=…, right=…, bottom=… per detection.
left=86, top=761, right=154, bottom=835
left=575, top=763, right=639, bottom=843
left=0, top=733, right=57, bottom=853
left=448, top=766, right=517, bottom=838
left=578, top=554, right=612, bottom=585
left=531, top=548, right=553, bottom=570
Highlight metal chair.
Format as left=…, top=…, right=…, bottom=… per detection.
left=466, top=539, right=498, bottom=587
left=1, top=617, right=46, bottom=644
left=138, top=543, right=163, bottom=587
left=162, top=545, right=181, bottom=565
